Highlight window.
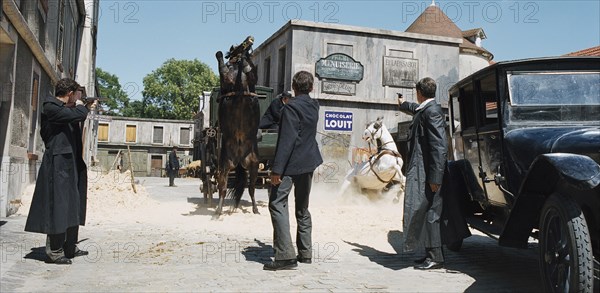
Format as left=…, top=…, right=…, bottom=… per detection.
left=179, top=127, right=190, bottom=145
left=277, top=46, right=286, bottom=94
left=126, top=125, right=136, bottom=143
left=153, top=126, right=163, bottom=144
left=98, top=123, right=109, bottom=142
left=56, top=0, right=65, bottom=71
left=263, top=57, right=271, bottom=88
left=478, top=74, right=498, bottom=126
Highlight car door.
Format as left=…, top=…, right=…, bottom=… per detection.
left=473, top=74, right=510, bottom=207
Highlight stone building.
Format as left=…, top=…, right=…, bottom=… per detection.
left=0, top=0, right=99, bottom=217
left=252, top=3, right=493, bottom=178
left=95, top=116, right=195, bottom=178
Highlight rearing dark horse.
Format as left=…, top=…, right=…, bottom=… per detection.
left=214, top=36, right=260, bottom=216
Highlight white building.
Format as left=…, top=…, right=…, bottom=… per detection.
left=252, top=3, right=493, bottom=178
left=0, top=0, right=100, bottom=217
left=95, top=116, right=195, bottom=177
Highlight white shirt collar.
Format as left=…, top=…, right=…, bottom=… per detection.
left=415, top=98, right=435, bottom=111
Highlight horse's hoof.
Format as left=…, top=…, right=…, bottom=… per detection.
left=216, top=51, right=223, bottom=59
left=253, top=208, right=260, bottom=215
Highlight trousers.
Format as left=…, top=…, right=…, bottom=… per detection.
left=269, top=172, right=313, bottom=260
left=46, top=225, right=79, bottom=261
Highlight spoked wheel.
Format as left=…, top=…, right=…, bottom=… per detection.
left=539, top=193, right=594, bottom=293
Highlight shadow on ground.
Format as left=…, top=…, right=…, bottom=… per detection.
left=345, top=231, right=541, bottom=291
left=241, top=239, right=273, bottom=264
left=344, top=230, right=412, bottom=271
left=446, top=235, right=541, bottom=292
left=184, top=197, right=267, bottom=218
left=23, top=247, right=46, bottom=262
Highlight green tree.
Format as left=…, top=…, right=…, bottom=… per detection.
left=141, top=59, right=218, bottom=120
left=95, top=67, right=130, bottom=116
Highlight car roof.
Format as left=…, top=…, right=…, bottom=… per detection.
left=449, top=56, right=600, bottom=93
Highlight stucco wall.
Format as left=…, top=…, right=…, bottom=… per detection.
left=459, top=53, right=490, bottom=80
left=253, top=21, right=463, bottom=177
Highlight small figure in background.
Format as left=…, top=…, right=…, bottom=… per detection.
left=168, top=146, right=180, bottom=187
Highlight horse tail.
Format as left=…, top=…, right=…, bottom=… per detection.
left=226, top=164, right=247, bottom=203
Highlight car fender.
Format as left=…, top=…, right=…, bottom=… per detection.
left=499, top=153, right=600, bottom=248
left=521, top=153, right=600, bottom=193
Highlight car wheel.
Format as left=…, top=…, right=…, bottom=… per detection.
left=446, top=239, right=463, bottom=252
left=539, top=193, right=594, bottom=293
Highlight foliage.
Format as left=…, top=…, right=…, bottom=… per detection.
left=141, top=59, right=218, bottom=120
left=95, top=67, right=130, bottom=116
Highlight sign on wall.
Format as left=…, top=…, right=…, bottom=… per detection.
left=316, top=53, right=364, bottom=82
left=324, top=111, right=353, bottom=132
left=322, top=80, right=356, bottom=96
left=382, top=56, right=418, bottom=88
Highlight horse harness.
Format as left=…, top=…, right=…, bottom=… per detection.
left=218, top=91, right=258, bottom=103
left=368, top=149, right=402, bottom=184
left=365, top=123, right=402, bottom=184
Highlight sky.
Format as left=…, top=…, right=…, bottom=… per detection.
left=96, top=0, right=600, bottom=100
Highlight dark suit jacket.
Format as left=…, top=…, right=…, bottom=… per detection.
left=25, top=97, right=89, bottom=234
left=168, top=150, right=180, bottom=171
left=259, top=97, right=285, bottom=130
left=272, top=94, right=323, bottom=176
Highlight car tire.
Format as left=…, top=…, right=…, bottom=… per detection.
left=539, top=193, right=594, bottom=293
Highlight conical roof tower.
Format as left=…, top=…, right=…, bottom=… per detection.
left=405, top=1, right=463, bottom=39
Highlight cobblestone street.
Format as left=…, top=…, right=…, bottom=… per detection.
left=2, top=177, right=542, bottom=292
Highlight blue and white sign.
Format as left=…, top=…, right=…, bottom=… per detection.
left=324, top=111, right=353, bottom=132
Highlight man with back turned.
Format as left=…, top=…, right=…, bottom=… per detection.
left=263, top=71, right=323, bottom=271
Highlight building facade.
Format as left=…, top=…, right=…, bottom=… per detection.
left=252, top=4, right=493, bottom=180
left=95, top=116, right=194, bottom=178
left=0, top=0, right=99, bottom=217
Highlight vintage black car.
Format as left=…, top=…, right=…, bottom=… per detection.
left=447, top=57, right=599, bottom=292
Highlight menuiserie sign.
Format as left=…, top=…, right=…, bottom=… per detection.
left=315, top=53, right=364, bottom=82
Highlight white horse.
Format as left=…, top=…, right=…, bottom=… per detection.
left=339, top=117, right=406, bottom=202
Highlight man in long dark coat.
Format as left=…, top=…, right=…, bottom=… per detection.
left=25, top=78, right=92, bottom=265
left=168, top=146, right=180, bottom=186
left=398, top=77, right=448, bottom=270
left=264, top=71, right=323, bottom=271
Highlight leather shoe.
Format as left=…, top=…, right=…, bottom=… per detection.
left=263, top=259, right=298, bottom=271
left=414, top=258, right=443, bottom=270
left=66, top=248, right=89, bottom=259
left=297, top=255, right=312, bottom=264
left=46, top=256, right=72, bottom=265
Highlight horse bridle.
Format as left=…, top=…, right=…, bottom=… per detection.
left=366, top=121, right=402, bottom=184
left=366, top=122, right=395, bottom=151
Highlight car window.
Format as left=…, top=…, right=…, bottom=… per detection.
left=459, top=84, right=477, bottom=131
left=508, top=71, right=600, bottom=106
left=479, top=74, right=498, bottom=127
left=507, top=71, right=600, bottom=123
